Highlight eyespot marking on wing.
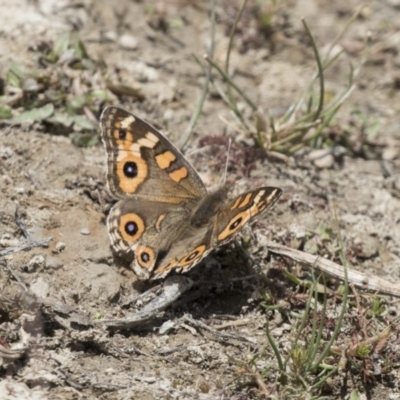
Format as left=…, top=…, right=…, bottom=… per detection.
left=217, top=210, right=250, bottom=242
left=136, top=245, right=156, bottom=270
left=178, top=245, right=206, bottom=267
left=116, top=153, right=148, bottom=194
left=119, top=213, right=145, bottom=243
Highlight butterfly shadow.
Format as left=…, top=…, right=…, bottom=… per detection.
left=98, top=243, right=271, bottom=332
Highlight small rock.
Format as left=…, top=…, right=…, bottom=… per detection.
left=80, top=228, right=90, bottom=235
left=30, top=277, right=49, bottom=298
left=103, top=31, right=117, bottom=42
left=104, top=368, right=116, bottom=375
left=354, top=235, right=379, bottom=259
left=15, top=187, right=25, bottom=194
left=141, top=377, right=157, bottom=384
left=27, top=255, right=46, bottom=272
left=159, top=320, right=176, bottom=335
left=55, top=241, right=66, bottom=252
left=163, top=109, right=174, bottom=122
left=382, top=146, right=399, bottom=161
left=308, top=149, right=334, bottom=169
left=127, top=61, right=158, bottom=82
left=2, top=174, right=13, bottom=185
left=45, top=256, right=64, bottom=270
left=0, top=234, right=20, bottom=247
left=289, top=223, right=306, bottom=239
left=23, top=78, right=39, bottom=92
left=119, top=34, right=138, bottom=50
left=0, top=146, right=13, bottom=159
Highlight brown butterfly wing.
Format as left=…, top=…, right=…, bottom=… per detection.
left=146, top=186, right=282, bottom=280
left=100, top=106, right=207, bottom=203
left=211, top=187, right=282, bottom=246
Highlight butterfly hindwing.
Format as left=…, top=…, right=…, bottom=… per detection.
left=213, top=187, right=283, bottom=246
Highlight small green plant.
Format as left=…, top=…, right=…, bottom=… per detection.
left=184, top=0, right=368, bottom=159
left=93, top=311, right=104, bottom=320
left=355, top=343, right=371, bottom=358
left=232, top=214, right=398, bottom=397
left=366, top=298, right=386, bottom=318
left=0, top=32, right=141, bottom=146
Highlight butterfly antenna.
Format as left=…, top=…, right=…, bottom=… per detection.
left=221, top=137, right=232, bottom=187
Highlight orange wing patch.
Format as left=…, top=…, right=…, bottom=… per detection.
left=155, top=214, right=166, bottom=231
left=230, top=196, right=242, bottom=210
left=169, top=167, right=188, bottom=183
left=154, top=258, right=179, bottom=276
left=155, top=151, right=176, bottom=169
left=238, top=193, right=252, bottom=208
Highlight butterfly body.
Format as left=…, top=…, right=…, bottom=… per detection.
left=101, top=106, right=282, bottom=280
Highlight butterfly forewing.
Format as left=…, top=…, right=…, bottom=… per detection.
left=100, top=107, right=207, bottom=201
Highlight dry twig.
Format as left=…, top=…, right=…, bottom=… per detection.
left=267, top=242, right=400, bottom=297
left=183, top=315, right=255, bottom=343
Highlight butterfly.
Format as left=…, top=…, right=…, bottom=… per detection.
left=100, top=106, right=282, bottom=280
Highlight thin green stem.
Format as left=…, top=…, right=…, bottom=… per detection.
left=265, top=313, right=286, bottom=384
left=310, top=246, right=349, bottom=372
left=225, top=0, right=249, bottom=111
left=205, top=55, right=258, bottom=111
left=307, top=277, right=328, bottom=371
left=178, top=0, right=216, bottom=150
left=302, top=18, right=324, bottom=122
left=225, top=0, right=248, bottom=73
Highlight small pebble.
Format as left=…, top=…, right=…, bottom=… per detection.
left=30, top=277, right=49, bottom=298
left=0, top=146, right=13, bottom=159
left=15, top=187, right=25, bottom=194
left=308, top=149, right=334, bottom=169
left=119, top=34, right=138, bottom=50
left=159, top=320, right=176, bottom=335
left=55, top=241, right=66, bottom=252
left=0, top=234, right=20, bottom=247
left=27, top=255, right=46, bottom=272
left=80, top=228, right=90, bottom=235
left=104, top=368, right=116, bottom=375
left=382, top=147, right=399, bottom=161
left=103, top=31, right=117, bottom=42
left=2, top=174, right=13, bottom=185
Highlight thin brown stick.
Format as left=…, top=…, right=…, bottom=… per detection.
left=183, top=314, right=254, bottom=343
left=213, top=319, right=250, bottom=330
left=267, top=242, right=400, bottom=297
left=0, top=238, right=52, bottom=256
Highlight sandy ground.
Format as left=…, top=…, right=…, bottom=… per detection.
left=1, top=0, right=400, bottom=399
